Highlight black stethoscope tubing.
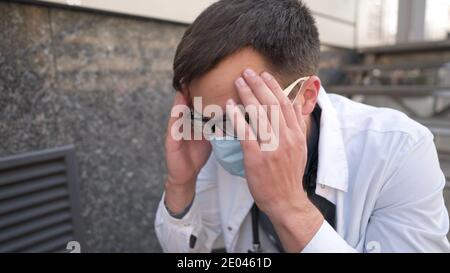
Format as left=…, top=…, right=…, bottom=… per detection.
left=249, top=203, right=262, bottom=253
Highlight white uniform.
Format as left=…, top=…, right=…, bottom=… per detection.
left=155, top=87, right=450, bottom=253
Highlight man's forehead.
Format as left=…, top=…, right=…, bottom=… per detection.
left=189, top=80, right=239, bottom=110
left=187, top=47, right=268, bottom=110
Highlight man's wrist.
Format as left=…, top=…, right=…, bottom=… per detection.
left=164, top=196, right=194, bottom=219
left=164, top=179, right=196, bottom=215
left=269, top=198, right=324, bottom=252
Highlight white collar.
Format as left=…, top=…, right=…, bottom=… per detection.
left=316, top=87, right=349, bottom=192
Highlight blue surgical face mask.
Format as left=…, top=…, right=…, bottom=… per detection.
left=210, top=136, right=245, bottom=177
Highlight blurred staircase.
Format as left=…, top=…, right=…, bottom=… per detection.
left=325, top=40, right=450, bottom=217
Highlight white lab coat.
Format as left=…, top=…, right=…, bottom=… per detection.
left=155, top=87, right=450, bottom=253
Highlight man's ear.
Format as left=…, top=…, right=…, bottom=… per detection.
left=300, top=76, right=321, bottom=115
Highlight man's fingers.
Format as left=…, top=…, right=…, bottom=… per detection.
left=226, top=98, right=260, bottom=154
left=242, top=68, right=285, bottom=130
left=261, top=72, right=298, bottom=130
left=242, top=68, right=279, bottom=107
left=166, top=92, right=187, bottom=151
left=167, top=92, right=185, bottom=133
left=235, top=77, right=272, bottom=141
left=293, top=99, right=307, bottom=133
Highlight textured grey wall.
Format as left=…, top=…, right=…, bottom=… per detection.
left=0, top=1, right=186, bottom=252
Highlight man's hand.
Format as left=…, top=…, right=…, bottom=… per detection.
left=164, top=91, right=211, bottom=214
left=228, top=68, right=323, bottom=252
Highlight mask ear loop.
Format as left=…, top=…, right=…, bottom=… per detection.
left=283, top=76, right=310, bottom=104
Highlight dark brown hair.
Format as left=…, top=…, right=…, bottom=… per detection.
left=173, top=0, right=320, bottom=90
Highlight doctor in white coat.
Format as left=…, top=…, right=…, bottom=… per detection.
left=154, top=0, right=450, bottom=253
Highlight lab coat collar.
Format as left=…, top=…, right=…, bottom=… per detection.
left=316, top=87, right=349, bottom=192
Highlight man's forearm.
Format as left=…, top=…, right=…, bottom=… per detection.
left=164, top=179, right=196, bottom=215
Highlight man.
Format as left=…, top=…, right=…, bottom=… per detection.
left=154, top=0, right=450, bottom=252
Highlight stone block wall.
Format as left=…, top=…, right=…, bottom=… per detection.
left=0, top=1, right=186, bottom=252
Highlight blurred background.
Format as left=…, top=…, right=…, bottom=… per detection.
left=0, top=0, right=449, bottom=252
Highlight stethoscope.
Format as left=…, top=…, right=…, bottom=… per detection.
left=248, top=203, right=263, bottom=253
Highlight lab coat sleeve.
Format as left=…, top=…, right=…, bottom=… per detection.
left=154, top=155, right=222, bottom=252
left=303, top=133, right=450, bottom=253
